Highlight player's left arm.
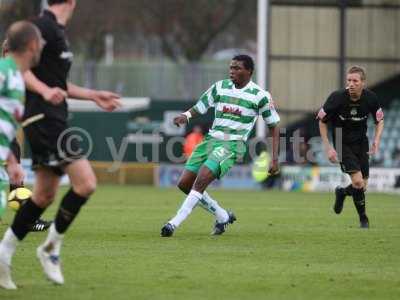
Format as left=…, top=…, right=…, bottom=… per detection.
left=368, top=95, right=384, bottom=155
left=259, top=94, right=280, bottom=175
left=67, top=82, right=121, bottom=112
left=268, top=123, right=280, bottom=175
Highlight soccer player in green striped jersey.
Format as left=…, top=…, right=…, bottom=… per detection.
left=1, top=38, right=52, bottom=233
left=0, top=21, right=44, bottom=290
left=161, top=55, right=280, bottom=237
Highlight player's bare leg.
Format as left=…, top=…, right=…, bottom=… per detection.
left=37, top=159, right=96, bottom=285
left=0, top=168, right=58, bottom=289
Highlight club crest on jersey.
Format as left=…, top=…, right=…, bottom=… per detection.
left=223, top=106, right=242, bottom=117
left=350, top=108, right=357, bottom=116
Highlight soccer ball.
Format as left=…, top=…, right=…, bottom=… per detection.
left=8, top=187, right=32, bottom=212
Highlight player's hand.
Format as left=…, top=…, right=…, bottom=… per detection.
left=173, top=114, right=188, bottom=127
left=367, top=139, right=380, bottom=155
left=268, top=159, right=280, bottom=176
left=6, top=160, right=25, bottom=186
left=326, top=147, right=338, bottom=163
left=92, top=90, right=122, bottom=112
left=43, top=87, right=67, bottom=105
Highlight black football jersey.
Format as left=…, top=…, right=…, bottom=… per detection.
left=317, top=88, right=384, bottom=144
left=24, top=10, right=73, bottom=124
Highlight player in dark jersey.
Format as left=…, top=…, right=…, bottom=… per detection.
left=318, top=66, right=384, bottom=229
left=0, top=0, right=121, bottom=288
left=1, top=39, right=51, bottom=232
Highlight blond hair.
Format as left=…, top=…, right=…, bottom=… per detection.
left=347, top=65, right=366, bottom=81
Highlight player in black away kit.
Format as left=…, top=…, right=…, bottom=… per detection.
left=0, top=0, right=121, bottom=288
left=318, top=66, right=384, bottom=228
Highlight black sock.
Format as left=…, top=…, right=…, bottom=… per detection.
left=11, top=199, right=45, bottom=240
left=54, top=189, right=88, bottom=234
left=352, top=187, right=367, bottom=220
left=343, top=184, right=354, bottom=196
left=9, top=183, right=23, bottom=192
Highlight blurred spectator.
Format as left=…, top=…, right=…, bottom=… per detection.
left=183, top=125, right=204, bottom=159
left=252, top=151, right=280, bottom=189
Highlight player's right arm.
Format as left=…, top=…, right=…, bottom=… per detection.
left=173, top=83, right=218, bottom=127
left=319, top=120, right=337, bottom=163
left=317, top=91, right=341, bottom=163
left=6, top=149, right=24, bottom=186
left=23, top=71, right=67, bottom=104
left=173, top=108, right=200, bottom=127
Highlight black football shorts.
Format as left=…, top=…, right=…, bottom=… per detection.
left=24, top=119, right=82, bottom=176
left=338, top=140, right=369, bottom=179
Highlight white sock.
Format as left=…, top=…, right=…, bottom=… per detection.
left=0, top=228, right=19, bottom=266
left=169, top=190, right=203, bottom=228
left=197, top=192, right=229, bottom=223
left=42, top=223, right=64, bottom=256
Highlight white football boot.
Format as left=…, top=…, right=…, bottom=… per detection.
left=37, top=245, right=64, bottom=285
left=0, top=260, right=17, bottom=289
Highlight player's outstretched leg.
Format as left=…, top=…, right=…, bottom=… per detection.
left=162, top=166, right=216, bottom=237
left=0, top=199, right=45, bottom=289
left=200, top=191, right=229, bottom=223
left=177, top=170, right=229, bottom=222
left=161, top=190, right=203, bottom=237
left=37, top=160, right=95, bottom=284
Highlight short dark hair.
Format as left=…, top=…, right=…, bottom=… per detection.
left=6, top=21, right=41, bottom=53
left=47, top=0, right=69, bottom=5
left=347, top=65, right=366, bottom=81
left=232, top=54, right=254, bottom=73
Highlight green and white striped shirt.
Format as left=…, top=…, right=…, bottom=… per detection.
left=193, top=79, right=280, bottom=141
left=0, top=56, right=25, bottom=163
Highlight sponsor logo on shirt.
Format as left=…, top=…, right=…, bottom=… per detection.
left=350, top=108, right=357, bottom=116
left=223, top=105, right=242, bottom=117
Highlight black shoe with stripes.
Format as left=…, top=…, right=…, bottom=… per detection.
left=30, top=219, right=52, bottom=232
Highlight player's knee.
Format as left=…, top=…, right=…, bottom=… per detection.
left=193, top=176, right=210, bottom=193
left=352, top=180, right=364, bottom=189
left=35, top=190, right=57, bottom=205
left=177, top=180, right=191, bottom=194
left=74, top=177, right=97, bottom=197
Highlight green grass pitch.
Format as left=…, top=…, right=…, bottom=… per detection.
left=0, top=185, right=399, bottom=300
